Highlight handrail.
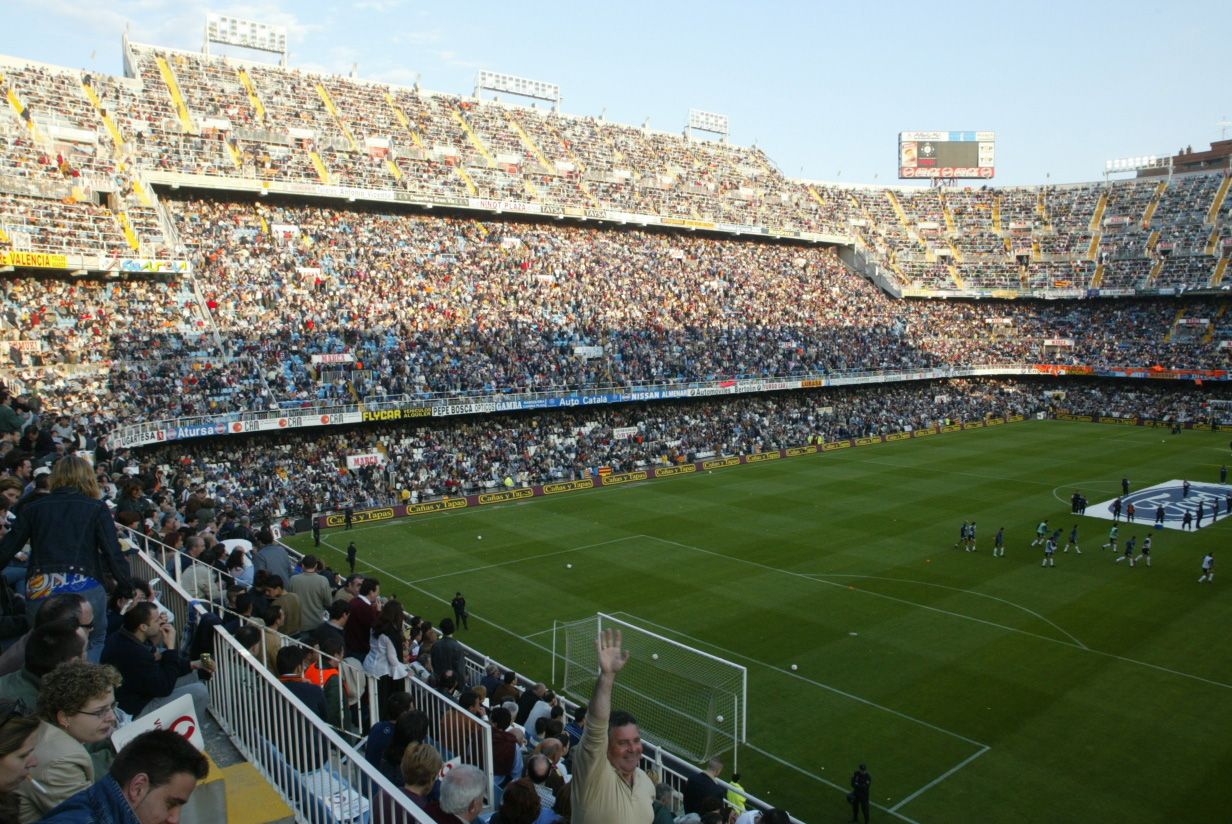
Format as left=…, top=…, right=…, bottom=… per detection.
left=127, top=526, right=498, bottom=813
left=132, top=539, right=437, bottom=823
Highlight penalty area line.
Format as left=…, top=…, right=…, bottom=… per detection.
left=745, top=743, right=921, bottom=824
left=890, top=745, right=990, bottom=813
left=611, top=608, right=986, bottom=749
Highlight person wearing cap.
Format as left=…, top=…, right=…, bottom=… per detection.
left=849, top=763, right=872, bottom=823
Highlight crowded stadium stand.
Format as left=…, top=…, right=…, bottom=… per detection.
left=3, top=31, right=1232, bottom=824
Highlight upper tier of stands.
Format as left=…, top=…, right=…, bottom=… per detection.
left=2, top=43, right=1230, bottom=297
left=3, top=194, right=1229, bottom=431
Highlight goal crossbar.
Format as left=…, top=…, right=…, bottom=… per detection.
left=552, top=612, right=748, bottom=766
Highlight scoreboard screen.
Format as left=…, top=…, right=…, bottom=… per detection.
left=899, top=131, right=995, bottom=179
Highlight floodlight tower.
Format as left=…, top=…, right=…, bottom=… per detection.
left=687, top=109, right=729, bottom=143
left=474, top=70, right=561, bottom=111
left=1102, top=154, right=1172, bottom=182
left=203, top=13, right=289, bottom=66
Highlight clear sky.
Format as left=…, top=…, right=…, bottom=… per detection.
left=5, top=0, right=1229, bottom=187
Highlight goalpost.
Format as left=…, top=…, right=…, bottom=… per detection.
left=552, top=613, right=747, bottom=768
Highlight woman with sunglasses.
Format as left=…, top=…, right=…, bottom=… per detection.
left=0, top=699, right=40, bottom=821
left=16, top=660, right=121, bottom=822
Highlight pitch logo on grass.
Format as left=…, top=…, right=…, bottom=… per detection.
left=1087, top=480, right=1229, bottom=530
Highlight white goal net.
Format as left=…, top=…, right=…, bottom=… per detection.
left=553, top=613, right=746, bottom=764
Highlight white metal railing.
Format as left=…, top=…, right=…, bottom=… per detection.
left=130, top=527, right=498, bottom=815
left=136, top=541, right=437, bottom=823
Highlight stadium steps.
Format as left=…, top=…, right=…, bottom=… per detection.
left=455, top=165, right=479, bottom=196
left=224, top=140, right=244, bottom=170
left=1086, top=232, right=1101, bottom=261
left=1205, top=226, right=1221, bottom=255
left=885, top=190, right=910, bottom=225
left=1031, top=238, right=1041, bottom=259
left=1142, top=180, right=1167, bottom=228
left=1146, top=257, right=1165, bottom=287
left=200, top=730, right=295, bottom=824
left=991, top=195, right=1003, bottom=233
left=315, top=83, right=361, bottom=152
left=1212, top=258, right=1230, bottom=287
left=383, top=92, right=424, bottom=149
left=1203, top=306, right=1224, bottom=339
left=451, top=108, right=495, bottom=164
left=1146, top=229, right=1162, bottom=252
left=505, top=113, right=554, bottom=173
left=154, top=55, right=197, bottom=132
left=80, top=80, right=126, bottom=151
left=1089, top=189, right=1109, bottom=231
left=947, top=240, right=963, bottom=262
left=0, top=77, right=48, bottom=145
left=236, top=69, right=268, bottom=122
left=1092, top=263, right=1106, bottom=287
left=1036, top=188, right=1051, bottom=227
left=947, top=262, right=965, bottom=289
left=523, top=176, right=541, bottom=199
left=940, top=193, right=957, bottom=233
left=115, top=211, right=141, bottom=251
left=254, top=206, right=270, bottom=235
left=1165, top=308, right=1186, bottom=343
left=308, top=150, right=333, bottom=185
left=1208, top=175, right=1232, bottom=224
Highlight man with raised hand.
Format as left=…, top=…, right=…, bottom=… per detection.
left=571, top=628, right=654, bottom=824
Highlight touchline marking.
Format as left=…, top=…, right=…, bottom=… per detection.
left=745, top=743, right=922, bottom=824
left=809, top=574, right=1088, bottom=650
left=611, top=610, right=986, bottom=748
left=890, top=746, right=990, bottom=812
left=409, top=536, right=637, bottom=584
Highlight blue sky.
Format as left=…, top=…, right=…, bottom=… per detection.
left=6, top=0, right=1229, bottom=186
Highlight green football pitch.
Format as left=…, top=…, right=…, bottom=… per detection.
left=286, top=419, right=1232, bottom=823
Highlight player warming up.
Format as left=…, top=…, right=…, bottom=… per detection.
left=1101, top=525, right=1118, bottom=551
left=1041, top=534, right=1057, bottom=567
left=1031, top=519, right=1048, bottom=547
left=1198, top=553, right=1215, bottom=583
left=1064, top=524, right=1081, bottom=554
left=993, top=527, right=1005, bottom=557
left=1115, top=535, right=1137, bottom=566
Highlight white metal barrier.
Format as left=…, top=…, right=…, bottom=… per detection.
left=129, top=530, right=497, bottom=818
left=136, top=546, right=436, bottom=822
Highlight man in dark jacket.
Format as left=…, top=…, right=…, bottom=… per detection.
left=850, top=763, right=872, bottom=823
left=101, top=602, right=209, bottom=719
left=430, top=618, right=465, bottom=682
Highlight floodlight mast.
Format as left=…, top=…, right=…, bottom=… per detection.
left=474, top=70, right=561, bottom=111
left=1102, top=154, right=1172, bottom=182
left=687, top=108, right=729, bottom=143
left=203, top=12, right=289, bottom=67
